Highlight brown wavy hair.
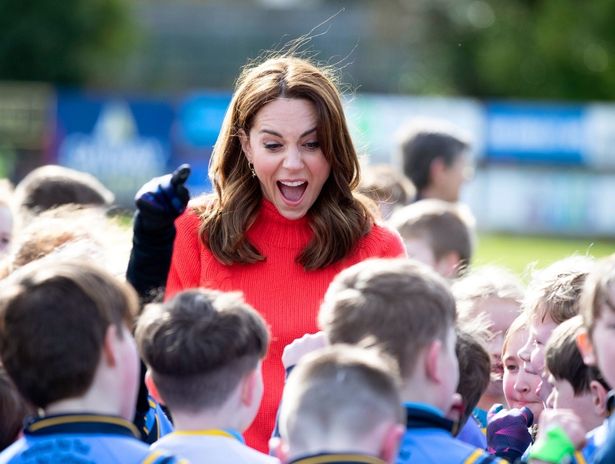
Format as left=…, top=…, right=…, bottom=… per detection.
left=198, top=56, right=374, bottom=270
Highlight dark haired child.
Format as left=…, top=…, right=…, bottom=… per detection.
left=0, top=260, right=178, bottom=463
left=318, top=258, right=505, bottom=463
left=136, top=288, right=278, bottom=463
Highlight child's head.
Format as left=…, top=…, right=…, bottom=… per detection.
left=136, top=289, right=270, bottom=432
left=358, top=164, right=415, bottom=220
left=502, top=314, right=544, bottom=419
left=277, top=345, right=404, bottom=463
left=0, top=366, right=33, bottom=451
left=388, top=199, right=475, bottom=278
left=454, top=266, right=524, bottom=403
left=518, top=256, right=594, bottom=403
left=455, top=326, right=490, bottom=428
left=579, top=254, right=615, bottom=389
left=318, top=258, right=458, bottom=412
left=397, top=119, right=471, bottom=203
left=13, top=165, right=114, bottom=228
left=0, top=260, right=140, bottom=419
left=545, top=315, right=609, bottom=433
left=8, top=205, right=130, bottom=277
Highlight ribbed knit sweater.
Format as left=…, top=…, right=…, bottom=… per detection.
left=165, top=199, right=405, bottom=452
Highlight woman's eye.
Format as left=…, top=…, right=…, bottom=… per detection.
left=304, top=141, right=320, bottom=149
left=264, top=142, right=282, bottom=150
left=505, top=364, right=518, bottom=372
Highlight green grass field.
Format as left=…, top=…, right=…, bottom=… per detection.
left=474, top=233, right=615, bottom=278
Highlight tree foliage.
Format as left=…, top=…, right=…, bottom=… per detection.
left=0, top=0, right=135, bottom=86
left=406, top=0, right=615, bottom=100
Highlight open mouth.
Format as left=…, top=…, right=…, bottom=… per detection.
left=277, top=180, right=307, bottom=204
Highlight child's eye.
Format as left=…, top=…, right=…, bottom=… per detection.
left=505, top=364, right=518, bottom=372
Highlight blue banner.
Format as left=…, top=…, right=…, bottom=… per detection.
left=485, top=103, right=586, bottom=165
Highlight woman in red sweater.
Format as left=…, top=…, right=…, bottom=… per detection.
left=165, top=55, right=405, bottom=451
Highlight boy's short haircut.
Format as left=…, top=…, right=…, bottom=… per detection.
left=136, top=289, right=269, bottom=413
left=389, top=199, right=475, bottom=269
left=0, top=260, right=138, bottom=409
left=397, top=119, right=470, bottom=191
left=13, top=165, right=114, bottom=226
left=359, top=164, right=416, bottom=209
left=523, top=256, right=595, bottom=324
left=455, top=326, right=490, bottom=426
left=580, top=254, right=615, bottom=335
left=453, top=266, right=524, bottom=324
left=318, top=258, right=457, bottom=377
left=280, top=344, right=403, bottom=449
left=546, top=315, right=608, bottom=394
left=0, top=367, right=33, bottom=451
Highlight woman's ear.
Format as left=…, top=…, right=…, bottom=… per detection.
left=238, top=129, right=252, bottom=162
left=145, top=370, right=165, bottom=405
left=576, top=328, right=596, bottom=366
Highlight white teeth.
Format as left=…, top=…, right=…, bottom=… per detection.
left=280, top=180, right=305, bottom=187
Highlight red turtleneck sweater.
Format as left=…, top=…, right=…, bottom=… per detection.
left=165, top=200, right=405, bottom=451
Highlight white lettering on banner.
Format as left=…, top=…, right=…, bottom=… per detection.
left=489, top=116, right=583, bottom=153
left=57, top=101, right=168, bottom=203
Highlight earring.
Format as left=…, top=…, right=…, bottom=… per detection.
left=248, top=162, right=256, bottom=178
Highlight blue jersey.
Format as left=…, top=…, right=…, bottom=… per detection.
left=289, top=453, right=387, bottom=463
left=139, top=396, right=174, bottom=443
left=398, top=403, right=504, bottom=464
left=0, top=413, right=181, bottom=464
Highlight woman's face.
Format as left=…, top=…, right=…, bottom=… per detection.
left=241, top=98, right=331, bottom=221
left=503, top=328, right=544, bottom=420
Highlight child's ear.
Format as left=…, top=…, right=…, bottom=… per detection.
left=430, top=157, right=446, bottom=183
left=102, top=325, right=120, bottom=367
left=576, top=328, right=596, bottom=366
left=589, top=379, right=608, bottom=418
left=240, top=368, right=258, bottom=407
left=144, top=370, right=165, bottom=406
left=379, top=423, right=405, bottom=464
left=425, top=339, right=443, bottom=384
left=269, top=436, right=289, bottom=463
left=434, top=251, right=461, bottom=279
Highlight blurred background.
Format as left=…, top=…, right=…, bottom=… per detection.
left=1, top=0, right=614, bottom=271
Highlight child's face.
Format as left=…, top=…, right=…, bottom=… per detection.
left=546, top=375, right=600, bottom=433
left=518, top=314, right=558, bottom=403
left=503, top=328, right=544, bottom=419
left=441, top=326, right=460, bottom=411
left=479, top=297, right=521, bottom=397
left=116, top=325, right=141, bottom=420
left=591, top=306, right=615, bottom=389
left=0, top=206, right=13, bottom=256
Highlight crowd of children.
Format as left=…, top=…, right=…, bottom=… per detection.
left=0, top=119, right=613, bottom=463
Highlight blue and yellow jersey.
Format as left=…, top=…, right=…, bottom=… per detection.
left=0, top=413, right=184, bottom=464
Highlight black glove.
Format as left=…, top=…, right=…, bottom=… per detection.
left=135, top=164, right=191, bottom=228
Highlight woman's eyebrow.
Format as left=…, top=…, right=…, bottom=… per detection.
left=259, top=128, right=317, bottom=137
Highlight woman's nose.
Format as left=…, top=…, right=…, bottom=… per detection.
left=283, top=147, right=303, bottom=170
